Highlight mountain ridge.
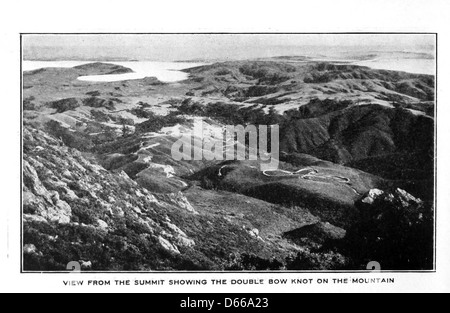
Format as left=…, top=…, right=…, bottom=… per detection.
left=22, top=58, right=435, bottom=271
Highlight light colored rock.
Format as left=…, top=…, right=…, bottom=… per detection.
left=33, top=146, right=45, bottom=152
left=80, top=260, right=92, bottom=269
left=165, top=222, right=187, bottom=237
left=50, top=190, right=60, bottom=203
left=158, top=236, right=180, bottom=254
left=146, top=194, right=159, bottom=204
left=24, top=244, right=42, bottom=256
left=395, top=188, right=423, bottom=207
left=250, top=228, right=260, bottom=237
left=147, top=163, right=176, bottom=178
left=112, top=206, right=125, bottom=217
left=23, top=214, right=47, bottom=223
left=98, top=200, right=112, bottom=211
left=164, top=221, right=196, bottom=248
left=118, top=170, right=131, bottom=180
left=47, top=235, right=58, bottom=242
left=53, top=200, right=72, bottom=224
left=27, top=157, right=44, bottom=170
left=72, top=161, right=87, bottom=173
left=97, top=219, right=108, bottom=229
left=167, top=192, right=198, bottom=214
left=63, top=188, right=79, bottom=201
left=361, top=189, right=385, bottom=204
left=177, top=236, right=196, bottom=248
left=23, top=161, right=72, bottom=224
left=362, top=188, right=423, bottom=209
left=62, top=170, right=73, bottom=179
left=23, top=160, right=52, bottom=203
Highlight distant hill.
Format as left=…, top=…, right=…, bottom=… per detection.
left=22, top=57, right=435, bottom=271
left=73, top=62, right=134, bottom=75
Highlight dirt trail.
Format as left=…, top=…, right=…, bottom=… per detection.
left=262, top=167, right=362, bottom=196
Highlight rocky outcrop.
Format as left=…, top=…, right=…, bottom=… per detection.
left=360, top=188, right=385, bottom=205
left=82, top=97, right=119, bottom=110
left=359, top=188, right=424, bottom=209
left=157, top=192, right=198, bottom=214
left=343, top=188, right=434, bottom=270
left=24, top=126, right=292, bottom=271
left=22, top=126, right=201, bottom=270
left=23, top=160, right=72, bottom=224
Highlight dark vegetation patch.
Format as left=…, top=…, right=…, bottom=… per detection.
left=239, top=62, right=295, bottom=85
left=45, top=120, right=94, bottom=151
left=23, top=220, right=204, bottom=271
left=129, top=107, right=155, bottom=119
left=225, top=250, right=347, bottom=271
left=285, top=98, right=353, bottom=119
left=134, top=112, right=187, bottom=133
left=393, top=101, right=434, bottom=117
left=244, top=85, right=280, bottom=98
left=176, top=98, right=282, bottom=126
left=48, top=98, right=80, bottom=113
left=86, top=91, right=101, bottom=97
left=248, top=95, right=292, bottom=106
left=83, top=97, right=119, bottom=110
left=91, top=109, right=135, bottom=125
left=341, top=190, right=434, bottom=270
left=23, top=96, right=37, bottom=111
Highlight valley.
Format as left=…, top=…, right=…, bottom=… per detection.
left=22, top=57, right=435, bottom=271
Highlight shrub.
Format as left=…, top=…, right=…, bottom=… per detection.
left=135, top=112, right=186, bottom=133
left=225, top=253, right=284, bottom=271
left=239, top=64, right=269, bottom=79
left=45, top=120, right=94, bottom=151
left=83, top=97, right=116, bottom=110
left=91, top=110, right=111, bottom=122
left=129, top=107, right=154, bottom=119
left=285, top=250, right=348, bottom=270
left=49, top=98, right=80, bottom=113
left=216, top=68, right=233, bottom=76
left=137, top=101, right=151, bottom=108
left=86, top=91, right=101, bottom=97
left=245, top=85, right=279, bottom=97
left=23, top=96, right=37, bottom=111
left=343, top=189, right=434, bottom=270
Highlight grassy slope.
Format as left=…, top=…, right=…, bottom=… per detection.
left=22, top=59, right=435, bottom=270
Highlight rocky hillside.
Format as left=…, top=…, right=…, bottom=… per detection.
left=24, top=125, right=346, bottom=270
left=22, top=60, right=435, bottom=271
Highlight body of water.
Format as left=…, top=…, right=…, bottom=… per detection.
left=22, top=52, right=435, bottom=83
left=22, top=60, right=208, bottom=82
left=352, top=58, right=435, bottom=75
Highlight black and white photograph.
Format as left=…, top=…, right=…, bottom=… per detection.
left=21, top=33, right=436, bottom=272
left=1, top=0, right=450, bottom=295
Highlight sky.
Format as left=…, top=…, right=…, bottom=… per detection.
left=23, top=34, right=436, bottom=61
